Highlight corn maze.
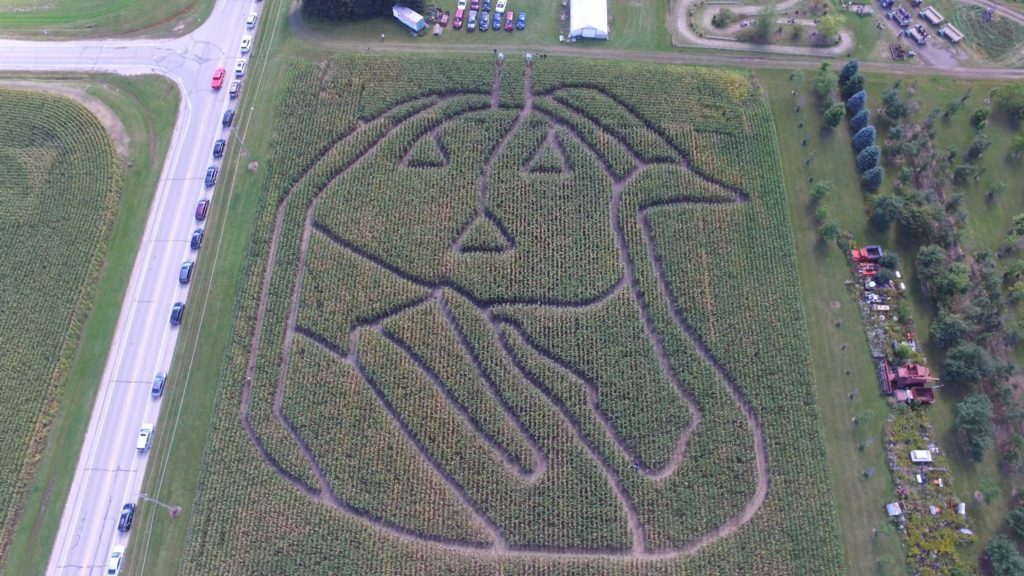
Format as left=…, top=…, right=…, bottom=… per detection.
left=184, top=54, right=843, bottom=574
left=0, top=88, right=120, bottom=556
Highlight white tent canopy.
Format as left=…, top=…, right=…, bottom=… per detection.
left=569, top=0, right=609, bottom=40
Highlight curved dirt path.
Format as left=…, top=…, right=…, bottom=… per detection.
left=240, top=63, right=771, bottom=560
left=676, top=0, right=855, bottom=56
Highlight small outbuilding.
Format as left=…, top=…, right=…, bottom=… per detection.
left=939, top=24, right=964, bottom=43
left=569, top=0, right=609, bottom=40
left=886, top=502, right=903, bottom=517
left=910, top=449, right=933, bottom=463
left=920, top=6, right=945, bottom=25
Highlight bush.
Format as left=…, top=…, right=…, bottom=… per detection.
left=712, top=7, right=737, bottom=28
left=841, top=73, right=865, bottom=100
left=856, top=145, right=880, bottom=172
left=956, top=393, right=994, bottom=461
left=853, top=125, right=876, bottom=152
left=881, top=87, right=909, bottom=121
left=993, top=82, right=1024, bottom=124
left=823, top=103, right=845, bottom=128
left=870, top=194, right=902, bottom=229
left=943, top=342, right=995, bottom=387
left=838, top=59, right=859, bottom=86
left=861, top=166, right=883, bottom=191
left=811, top=180, right=832, bottom=204
left=850, top=109, right=869, bottom=132
left=987, top=535, right=1024, bottom=576
left=930, top=311, right=972, bottom=349
left=1007, top=506, right=1024, bottom=539
left=814, top=63, right=838, bottom=101
left=846, top=91, right=867, bottom=115
left=970, top=107, right=991, bottom=130
left=965, top=134, right=992, bottom=161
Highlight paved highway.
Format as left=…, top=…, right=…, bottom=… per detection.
left=0, top=1, right=264, bottom=573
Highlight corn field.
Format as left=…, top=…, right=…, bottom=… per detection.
left=182, top=53, right=843, bottom=575
left=0, top=89, right=121, bottom=557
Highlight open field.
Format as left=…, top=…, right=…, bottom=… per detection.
left=0, top=76, right=177, bottom=573
left=176, top=51, right=843, bottom=573
left=0, top=75, right=178, bottom=576
left=0, top=0, right=212, bottom=38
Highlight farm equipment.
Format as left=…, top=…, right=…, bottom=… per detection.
left=879, top=359, right=938, bottom=401
left=851, top=245, right=883, bottom=262
left=895, top=387, right=935, bottom=404
left=890, top=43, right=907, bottom=59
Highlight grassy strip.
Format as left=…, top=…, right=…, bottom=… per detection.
left=125, top=0, right=293, bottom=572
left=761, top=67, right=1024, bottom=571
left=0, top=0, right=213, bottom=38
left=0, top=73, right=179, bottom=576
left=758, top=67, right=908, bottom=576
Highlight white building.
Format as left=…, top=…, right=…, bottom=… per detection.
left=569, top=0, right=609, bottom=40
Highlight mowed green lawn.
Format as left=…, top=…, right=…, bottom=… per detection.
left=759, top=67, right=908, bottom=576
left=0, top=74, right=179, bottom=576
left=300, top=0, right=671, bottom=51
left=761, top=67, right=1024, bottom=572
left=0, top=0, right=212, bottom=38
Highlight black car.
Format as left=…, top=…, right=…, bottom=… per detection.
left=117, top=503, right=135, bottom=533
left=170, top=302, right=185, bottom=326
left=204, top=166, right=218, bottom=187
left=190, top=229, right=204, bottom=250
left=151, top=373, right=166, bottom=399
left=212, top=139, right=225, bottom=158
left=179, top=260, right=194, bottom=285
left=222, top=109, right=235, bottom=127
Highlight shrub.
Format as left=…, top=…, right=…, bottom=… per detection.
left=956, top=393, right=994, bottom=461
left=840, top=73, right=865, bottom=100
left=852, top=125, right=875, bottom=152
left=870, top=194, right=902, bottom=229
left=850, top=109, right=869, bottom=132
left=861, top=166, right=883, bottom=191
left=823, top=103, right=845, bottom=128
left=846, top=91, right=867, bottom=115
left=856, top=145, right=880, bottom=172
left=838, top=60, right=859, bottom=86
left=970, top=107, right=991, bottom=130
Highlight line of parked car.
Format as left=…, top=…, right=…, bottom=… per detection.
left=105, top=6, right=262, bottom=576
left=450, top=0, right=526, bottom=32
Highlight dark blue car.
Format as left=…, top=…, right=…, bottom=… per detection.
left=516, top=11, right=526, bottom=30
left=190, top=229, right=203, bottom=250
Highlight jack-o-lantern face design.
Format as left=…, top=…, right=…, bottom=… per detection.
left=242, top=64, right=766, bottom=559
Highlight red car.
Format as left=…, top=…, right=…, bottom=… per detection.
left=470, top=0, right=479, bottom=9
left=211, top=67, right=226, bottom=90
left=195, top=199, right=210, bottom=221
left=453, top=8, right=464, bottom=29
left=504, top=10, right=514, bottom=31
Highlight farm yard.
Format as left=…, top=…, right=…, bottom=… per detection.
left=180, top=52, right=844, bottom=574
left=0, top=88, right=121, bottom=558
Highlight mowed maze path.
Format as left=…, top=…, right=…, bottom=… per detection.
left=238, top=60, right=770, bottom=560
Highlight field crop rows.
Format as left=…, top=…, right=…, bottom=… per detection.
left=182, top=53, right=843, bottom=574
left=0, top=89, right=120, bottom=556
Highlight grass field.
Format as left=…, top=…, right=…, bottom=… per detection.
left=0, top=75, right=178, bottom=576
left=171, top=46, right=845, bottom=573
left=761, top=68, right=1024, bottom=572
left=300, top=0, right=672, bottom=51
left=0, top=0, right=212, bottom=38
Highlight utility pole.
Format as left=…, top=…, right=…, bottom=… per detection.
left=140, top=493, right=181, bottom=518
